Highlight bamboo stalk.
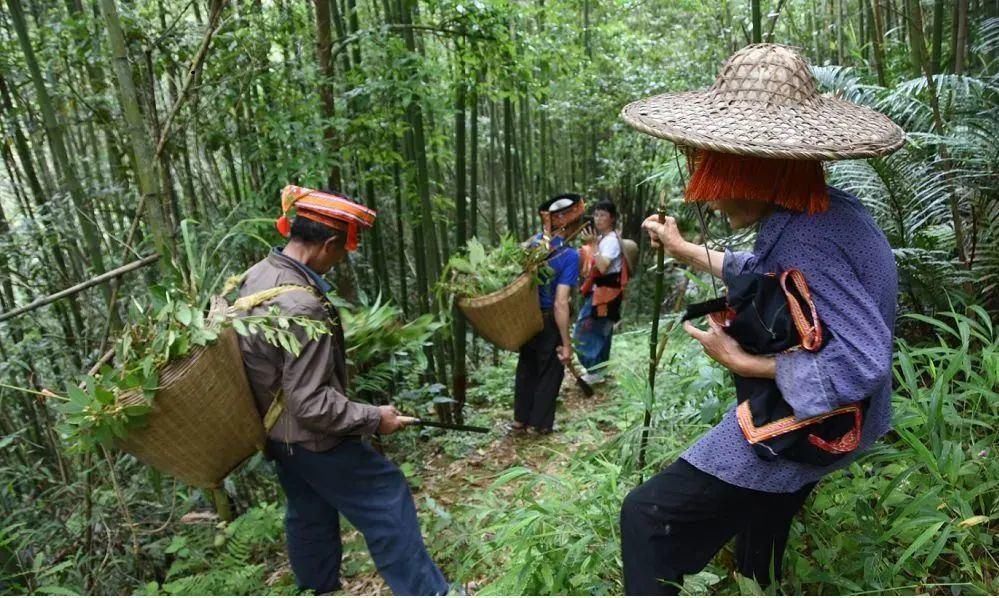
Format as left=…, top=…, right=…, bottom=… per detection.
left=100, top=0, right=172, bottom=260
left=638, top=192, right=667, bottom=482
left=765, top=0, right=789, bottom=41
left=7, top=0, right=110, bottom=295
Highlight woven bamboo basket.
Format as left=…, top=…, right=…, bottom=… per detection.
left=116, top=298, right=264, bottom=488
left=458, top=273, right=543, bottom=351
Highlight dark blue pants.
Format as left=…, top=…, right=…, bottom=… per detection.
left=573, top=295, right=615, bottom=372
left=269, top=439, right=448, bottom=595
left=514, top=312, right=564, bottom=430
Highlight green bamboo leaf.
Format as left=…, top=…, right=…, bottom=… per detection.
left=232, top=319, right=248, bottom=336
left=923, top=522, right=953, bottom=569
left=903, top=313, right=958, bottom=339
left=0, top=433, right=19, bottom=450
left=277, top=332, right=293, bottom=356
left=175, top=304, right=193, bottom=326
left=896, top=428, right=940, bottom=476
left=894, top=520, right=945, bottom=574
left=491, top=467, right=534, bottom=488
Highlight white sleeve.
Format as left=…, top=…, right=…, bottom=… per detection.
left=598, top=235, right=622, bottom=260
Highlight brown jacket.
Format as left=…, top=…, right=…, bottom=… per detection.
left=238, top=250, right=381, bottom=452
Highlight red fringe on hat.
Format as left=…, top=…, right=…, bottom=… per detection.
left=685, top=151, right=829, bottom=215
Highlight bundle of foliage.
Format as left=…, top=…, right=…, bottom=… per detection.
left=55, top=286, right=327, bottom=453
left=437, top=236, right=552, bottom=299
left=340, top=295, right=443, bottom=399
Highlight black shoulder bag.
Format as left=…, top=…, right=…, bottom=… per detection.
left=683, top=269, right=866, bottom=466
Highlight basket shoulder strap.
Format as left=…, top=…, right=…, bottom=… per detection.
left=237, top=285, right=319, bottom=439
left=231, top=284, right=317, bottom=313
left=613, top=232, right=630, bottom=278
left=262, top=390, right=285, bottom=433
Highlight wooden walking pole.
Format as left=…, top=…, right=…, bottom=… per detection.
left=638, top=191, right=668, bottom=482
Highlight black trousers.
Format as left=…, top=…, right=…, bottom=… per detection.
left=514, top=312, right=564, bottom=430
left=620, top=459, right=815, bottom=595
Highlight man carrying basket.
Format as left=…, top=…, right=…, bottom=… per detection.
left=511, top=194, right=584, bottom=434
left=237, top=185, right=449, bottom=595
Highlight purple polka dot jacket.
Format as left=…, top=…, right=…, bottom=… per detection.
left=682, top=186, right=899, bottom=493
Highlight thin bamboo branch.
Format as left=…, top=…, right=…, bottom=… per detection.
left=101, top=445, right=141, bottom=560
left=765, top=0, right=789, bottom=41
left=0, top=254, right=160, bottom=323
left=155, top=0, right=229, bottom=159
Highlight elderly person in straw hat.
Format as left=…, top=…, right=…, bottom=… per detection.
left=238, top=186, right=449, bottom=595
left=618, top=44, right=903, bottom=593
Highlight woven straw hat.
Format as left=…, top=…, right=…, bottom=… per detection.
left=621, top=44, right=905, bottom=160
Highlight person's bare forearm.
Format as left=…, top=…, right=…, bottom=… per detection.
left=554, top=298, right=572, bottom=348
left=735, top=354, right=776, bottom=379
left=671, top=241, right=725, bottom=278
left=643, top=216, right=726, bottom=279
left=593, top=253, right=610, bottom=274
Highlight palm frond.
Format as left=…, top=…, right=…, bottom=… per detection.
left=972, top=17, right=999, bottom=65
left=811, top=65, right=883, bottom=106
left=878, top=75, right=997, bottom=132
left=828, top=152, right=953, bottom=248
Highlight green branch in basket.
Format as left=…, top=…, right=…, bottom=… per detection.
left=437, top=236, right=553, bottom=300
left=58, top=289, right=329, bottom=453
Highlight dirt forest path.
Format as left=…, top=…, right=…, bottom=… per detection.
left=338, top=377, right=617, bottom=595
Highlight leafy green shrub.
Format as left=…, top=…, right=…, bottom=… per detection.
left=432, top=308, right=998, bottom=595
left=784, top=308, right=997, bottom=594
left=341, top=295, right=443, bottom=399
left=427, top=330, right=722, bottom=595
left=139, top=504, right=295, bottom=596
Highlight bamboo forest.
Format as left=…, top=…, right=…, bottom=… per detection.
left=0, top=0, right=996, bottom=594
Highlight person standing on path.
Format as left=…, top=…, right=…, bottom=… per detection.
left=238, top=185, right=449, bottom=595
left=618, top=44, right=904, bottom=594
left=512, top=194, right=583, bottom=435
left=574, top=199, right=628, bottom=385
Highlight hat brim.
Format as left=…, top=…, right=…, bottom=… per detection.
left=621, top=90, right=905, bottom=161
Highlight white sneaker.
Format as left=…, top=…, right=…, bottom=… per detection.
left=580, top=372, right=605, bottom=385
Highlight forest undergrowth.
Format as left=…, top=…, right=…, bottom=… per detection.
left=105, top=306, right=997, bottom=597
left=1, top=0, right=996, bottom=595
